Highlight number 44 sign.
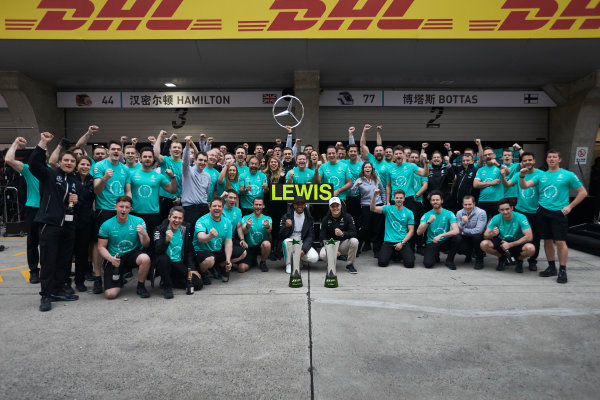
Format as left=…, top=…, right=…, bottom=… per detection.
left=575, top=147, right=588, bottom=165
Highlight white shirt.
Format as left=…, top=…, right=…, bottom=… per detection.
left=292, top=212, right=305, bottom=240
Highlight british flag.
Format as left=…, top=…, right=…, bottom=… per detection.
left=263, top=93, right=277, bottom=104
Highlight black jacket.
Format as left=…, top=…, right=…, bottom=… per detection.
left=279, top=208, right=314, bottom=254
left=451, top=164, right=479, bottom=204
left=76, top=174, right=95, bottom=229
left=153, top=219, right=195, bottom=269
left=427, top=163, right=455, bottom=199
left=28, top=145, right=79, bottom=227
left=319, top=211, right=357, bottom=242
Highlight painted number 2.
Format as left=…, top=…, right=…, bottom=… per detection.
left=172, top=108, right=188, bottom=129
left=426, top=107, right=444, bottom=128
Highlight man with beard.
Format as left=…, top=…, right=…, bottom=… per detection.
left=193, top=197, right=246, bottom=284
left=98, top=196, right=151, bottom=299
left=153, top=206, right=200, bottom=298
left=317, top=146, right=352, bottom=204
left=417, top=190, right=460, bottom=269
left=450, top=153, right=478, bottom=212
left=385, top=146, right=429, bottom=215
left=240, top=156, right=268, bottom=216
left=502, top=152, right=543, bottom=271
left=426, top=149, right=455, bottom=210
left=474, top=147, right=503, bottom=219
left=153, top=130, right=183, bottom=221
left=359, top=124, right=391, bottom=181
left=130, top=147, right=176, bottom=235
left=239, top=197, right=272, bottom=273
left=181, top=137, right=212, bottom=225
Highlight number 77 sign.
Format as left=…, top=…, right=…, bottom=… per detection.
left=319, top=90, right=383, bottom=107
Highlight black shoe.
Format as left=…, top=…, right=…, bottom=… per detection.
left=416, top=247, right=424, bottom=256
left=163, top=287, right=174, bottom=299
left=346, top=264, right=358, bottom=274
left=337, top=255, right=348, bottom=261
left=259, top=261, right=269, bottom=272
left=539, top=265, right=557, bottom=277
left=445, top=260, right=456, bottom=270
left=464, top=255, right=472, bottom=263
left=39, top=296, right=52, bottom=312
left=474, top=258, right=484, bottom=270
left=64, top=284, right=75, bottom=296
left=93, top=277, right=103, bottom=294
left=202, top=274, right=212, bottom=286
left=362, top=243, right=372, bottom=251
left=136, top=284, right=150, bottom=298
left=557, top=269, right=567, bottom=284
left=50, top=290, right=79, bottom=301
left=209, top=267, right=222, bottom=280
left=515, top=260, right=523, bottom=273
left=123, top=271, right=133, bottom=279
left=29, top=269, right=40, bottom=284
left=85, top=272, right=95, bottom=282
left=528, top=260, right=538, bottom=272
left=496, top=256, right=506, bottom=271
left=373, top=251, right=379, bottom=259
left=75, top=282, right=87, bottom=292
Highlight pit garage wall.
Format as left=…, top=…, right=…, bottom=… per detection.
left=65, top=106, right=548, bottom=148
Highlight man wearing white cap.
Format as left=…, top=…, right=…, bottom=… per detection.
left=319, top=197, right=359, bottom=273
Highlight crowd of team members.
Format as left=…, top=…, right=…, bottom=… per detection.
left=5, top=124, right=588, bottom=312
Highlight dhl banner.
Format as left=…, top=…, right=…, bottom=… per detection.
left=1, top=0, right=599, bottom=39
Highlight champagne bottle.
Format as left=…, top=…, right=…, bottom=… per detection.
left=186, top=268, right=194, bottom=295
left=64, top=201, right=74, bottom=222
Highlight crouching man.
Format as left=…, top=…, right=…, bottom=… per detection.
left=280, top=196, right=319, bottom=274
left=153, top=206, right=201, bottom=298
left=97, top=196, right=152, bottom=299
left=480, top=199, right=535, bottom=273
left=319, top=197, right=359, bottom=274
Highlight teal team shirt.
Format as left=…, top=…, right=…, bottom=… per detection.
left=420, top=208, right=457, bottom=244
left=530, top=169, right=583, bottom=211
left=381, top=205, right=414, bottom=243
left=217, top=179, right=241, bottom=198
left=166, top=227, right=183, bottom=262
left=20, top=164, right=40, bottom=208
left=158, top=156, right=182, bottom=199
left=193, top=213, right=233, bottom=252
left=345, top=160, right=363, bottom=197
left=475, top=165, right=503, bottom=202
left=286, top=167, right=315, bottom=184
left=129, top=168, right=170, bottom=214
left=236, top=164, right=249, bottom=182
left=222, top=206, right=242, bottom=237
left=126, top=163, right=142, bottom=172
left=241, top=214, right=272, bottom=247
left=503, top=163, right=520, bottom=198
left=205, top=167, right=220, bottom=200
left=93, top=159, right=131, bottom=210
left=413, top=175, right=428, bottom=203
left=366, top=153, right=391, bottom=183
left=98, top=215, right=146, bottom=256
left=318, top=161, right=351, bottom=200
left=385, top=162, right=420, bottom=198
left=240, top=170, right=267, bottom=209
left=487, top=211, right=531, bottom=241
left=510, top=169, right=543, bottom=214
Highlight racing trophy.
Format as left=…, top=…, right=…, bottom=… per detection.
left=324, top=238, right=340, bottom=288
left=287, top=239, right=303, bottom=288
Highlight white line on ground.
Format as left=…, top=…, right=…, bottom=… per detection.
left=312, top=298, right=600, bottom=318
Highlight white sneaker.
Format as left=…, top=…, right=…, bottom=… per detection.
left=286, top=264, right=291, bottom=274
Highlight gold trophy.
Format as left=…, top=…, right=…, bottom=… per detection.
left=288, top=239, right=303, bottom=288
left=324, top=238, right=340, bottom=288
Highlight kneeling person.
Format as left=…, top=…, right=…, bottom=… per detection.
left=480, top=199, right=535, bottom=273
left=280, top=196, right=319, bottom=273
left=193, top=197, right=247, bottom=284
left=153, top=206, right=200, bottom=298
left=239, top=197, right=272, bottom=273
left=97, top=196, right=151, bottom=299
left=417, top=190, right=460, bottom=269
left=319, top=197, right=359, bottom=274
left=370, top=189, right=415, bottom=269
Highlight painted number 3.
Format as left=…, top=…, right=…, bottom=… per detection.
left=172, top=108, right=188, bottom=129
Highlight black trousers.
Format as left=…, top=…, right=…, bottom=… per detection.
left=25, top=206, right=40, bottom=272
left=456, top=234, right=484, bottom=259
left=155, top=254, right=201, bottom=290
left=131, top=213, right=162, bottom=238
left=478, top=201, right=499, bottom=220
left=413, top=201, right=426, bottom=249
left=347, top=196, right=362, bottom=229
left=74, top=226, right=93, bottom=285
left=378, top=241, right=415, bottom=268
left=423, top=235, right=460, bottom=268
left=159, top=197, right=175, bottom=223
left=517, top=210, right=540, bottom=262
left=359, top=206, right=384, bottom=252
left=183, top=204, right=209, bottom=226
left=39, top=224, right=76, bottom=296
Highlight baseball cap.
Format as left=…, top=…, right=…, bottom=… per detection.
left=292, top=196, right=306, bottom=204
left=328, top=197, right=341, bottom=206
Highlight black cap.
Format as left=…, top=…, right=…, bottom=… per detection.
left=292, top=196, right=306, bottom=204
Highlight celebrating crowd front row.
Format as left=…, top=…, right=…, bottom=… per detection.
left=5, top=124, right=588, bottom=312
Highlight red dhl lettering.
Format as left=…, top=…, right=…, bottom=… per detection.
left=35, top=0, right=192, bottom=31
left=498, top=0, right=600, bottom=31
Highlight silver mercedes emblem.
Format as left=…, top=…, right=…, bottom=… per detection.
left=272, top=95, right=304, bottom=128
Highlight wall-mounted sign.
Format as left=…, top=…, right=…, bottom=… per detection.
left=3, top=1, right=600, bottom=40
left=383, top=91, right=556, bottom=107
left=575, top=147, right=588, bottom=165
